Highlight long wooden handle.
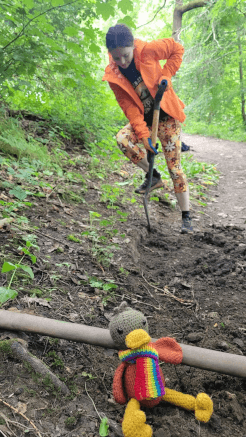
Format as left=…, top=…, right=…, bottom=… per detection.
left=151, top=79, right=168, bottom=148
left=151, top=109, right=160, bottom=148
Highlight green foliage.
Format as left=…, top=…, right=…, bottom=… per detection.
left=177, top=0, right=246, bottom=136
left=46, top=351, right=64, bottom=369
left=0, top=0, right=130, bottom=150
left=67, top=234, right=81, bottom=243
left=81, top=211, right=123, bottom=267
left=0, top=286, right=18, bottom=305
left=0, top=116, right=49, bottom=161
left=88, top=276, right=117, bottom=292
left=2, top=260, right=34, bottom=279
left=0, top=238, right=37, bottom=305
left=99, top=417, right=109, bottom=437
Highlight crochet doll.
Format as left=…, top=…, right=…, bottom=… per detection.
left=109, top=302, right=213, bottom=437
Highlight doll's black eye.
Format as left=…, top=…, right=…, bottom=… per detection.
left=142, top=320, right=146, bottom=325
left=117, top=328, right=123, bottom=335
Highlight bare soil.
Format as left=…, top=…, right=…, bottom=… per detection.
left=0, top=133, right=246, bottom=437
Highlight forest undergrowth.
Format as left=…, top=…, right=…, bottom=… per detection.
left=0, top=109, right=246, bottom=437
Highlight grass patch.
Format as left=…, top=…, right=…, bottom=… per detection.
left=0, top=116, right=49, bottom=162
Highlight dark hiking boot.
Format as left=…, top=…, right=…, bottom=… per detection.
left=181, top=142, right=190, bottom=152
left=181, top=216, right=193, bottom=234
left=135, top=170, right=163, bottom=195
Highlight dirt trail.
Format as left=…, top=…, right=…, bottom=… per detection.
left=0, top=132, right=246, bottom=437
left=182, top=133, right=246, bottom=228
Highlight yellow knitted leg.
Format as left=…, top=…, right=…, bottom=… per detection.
left=122, top=398, right=153, bottom=437
left=162, top=388, right=196, bottom=410
left=162, top=388, right=213, bottom=423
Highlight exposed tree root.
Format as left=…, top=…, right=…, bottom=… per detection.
left=0, top=337, right=70, bottom=395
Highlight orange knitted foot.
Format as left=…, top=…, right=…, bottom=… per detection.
left=122, top=398, right=153, bottom=437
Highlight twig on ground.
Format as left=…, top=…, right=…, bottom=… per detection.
left=133, top=299, right=161, bottom=311
left=34, top=229, right=66, bottom=245
left=114, top=293, right=161, bottom=310
left=141, top=272, right=163, bottom=305
left=0, top=411, right=16, bottom=437
left=11, top=222, right=66, bottom=246
left=84, top=381, right=102, bottom=420
left=141, top=274, right=193, bottom=305
left=0, top=398, right=42, bottom=437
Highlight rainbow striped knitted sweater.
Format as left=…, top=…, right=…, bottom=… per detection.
left=119, top=345, right=165, bottom=401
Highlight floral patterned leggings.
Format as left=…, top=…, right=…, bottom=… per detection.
left=116, top=116, right=188, bottom=194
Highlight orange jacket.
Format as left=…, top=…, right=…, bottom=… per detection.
left=102, top=38, right=186, bottom=140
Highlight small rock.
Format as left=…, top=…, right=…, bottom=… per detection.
left=14, top=387, right=24, bottom=395
left=155, top=427, right=171, bottom=437
left=180, top=281, right=192, bottom=289
left=104, top=311, right=114, bottom=321
left=186, top=332, right=203, bottom=342
left=216, top=341, right=230, bottom=350
left=233, top=338, right=244, bottom=348
left=209, top=414, right=222, bottom=431
left=226, top=391, right=236, bottom=399
left=230, top=397, right=244, bottom=423
left=104, top=349, right=115, bottom=357
left=68, top=313, right=80, bottom=322
left=208, top=311, right=219, bottom=319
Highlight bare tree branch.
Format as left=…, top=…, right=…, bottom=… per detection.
left=136, top=0, right=167, bottom=29
left=180, top=0, right=209, bottom=14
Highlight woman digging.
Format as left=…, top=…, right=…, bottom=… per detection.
left=102, top=24, right=192, bottom=234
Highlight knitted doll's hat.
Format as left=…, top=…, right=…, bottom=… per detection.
left=109, top=302, right=149, bottom=349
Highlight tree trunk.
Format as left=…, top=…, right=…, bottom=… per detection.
left=172, top=0, right=210, bottom=42
left=237, top=31, right=246, bottom=127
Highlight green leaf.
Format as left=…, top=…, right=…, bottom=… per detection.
left=44, top=37, right=61, bottom=51
left=103, top=283, right=117, bottom=291
left=118, top=16, right=136, bottom=29
left=118, top=0, right=133, bottom=14
left=115, top=181, right=131, bottom=186
left=96, top=2, right=114, bottom=20
left=90, top=279, right=103, bottom=288
left=51, top=0, right=64, bottom=6
left=63, top=78, right=77, bottom=88
left=66, top=42, right=81, bottom=54
left=63, top=26, right=78, bottom=37
left=99, top=417, right=109, bottom=436
left=19, top=247, right=37, bottom=264
left=99, top=220, right=111, bottom=226
left=1, top=262, right=16, bottom=273
left=89, top=43, right=101, bottom=54
left=19, top=265, right=34, bottom=279
left=81, top=27, right=96, bottom=40
left=0, top=287, right=18, bottom=304
left=89, top=211, right=101, bottom=218
left=22, top=0, right=34, bottom=7
left=9, top=187, right=28, bottom=201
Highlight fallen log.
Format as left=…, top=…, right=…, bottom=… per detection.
left=0, top=309, right=245, bottom=378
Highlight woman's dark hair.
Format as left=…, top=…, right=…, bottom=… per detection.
left=106, top=24, right=134, bottom=51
